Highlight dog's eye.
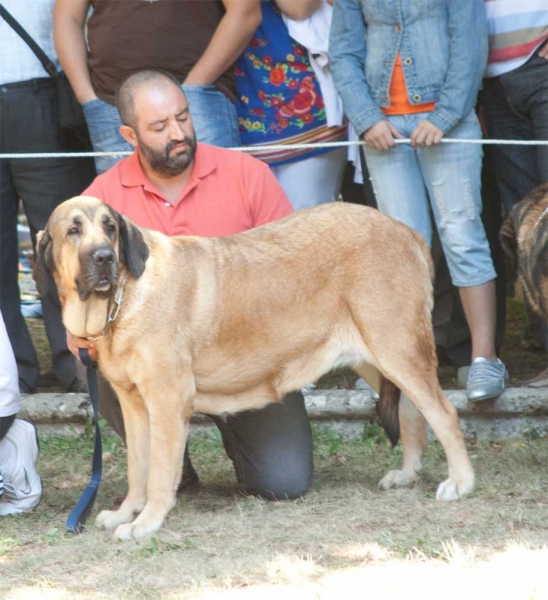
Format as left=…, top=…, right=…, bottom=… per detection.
left=68, top=226, right=79, bottom=236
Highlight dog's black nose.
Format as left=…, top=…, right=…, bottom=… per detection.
left=92, top=246, right=115, bottom=265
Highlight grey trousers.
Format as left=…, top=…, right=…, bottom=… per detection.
left=95, top=372, right=314, bottom=500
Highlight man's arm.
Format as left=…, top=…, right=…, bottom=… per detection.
left=184, top=0, right=262, bottom=86
left=53, top=0, right=97, bottom=103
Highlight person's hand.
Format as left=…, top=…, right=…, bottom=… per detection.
left=539, top=42, right=548, bottom=60
left=410, top=120, right=444, bottom=149
left=362, top=121, right=404, bottom=151
left=67, top=330, right=98, bottom=363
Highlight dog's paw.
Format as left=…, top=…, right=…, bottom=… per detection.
left=435, top=477, right=474, bottom=501
left=114, top=520, right=160, bottom=541
left=378, top=469, right=420, bottom=490
left=96, top=509, right=134, bottom=530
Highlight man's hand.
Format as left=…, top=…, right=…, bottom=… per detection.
left=410, top=120, right=444, bottom=149
left=362, top=121, right=404, bottom=151
left=67, top=331, right=98, bottom=363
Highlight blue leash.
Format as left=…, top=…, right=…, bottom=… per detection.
left=66, top=349, right=102, bottom=534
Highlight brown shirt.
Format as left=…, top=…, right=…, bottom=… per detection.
left=87, top=0, right=236, bottom=104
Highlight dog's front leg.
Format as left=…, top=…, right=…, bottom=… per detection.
left=114, top=376, right=194, bottom=541
left=96, top=386, right=149, bottom=531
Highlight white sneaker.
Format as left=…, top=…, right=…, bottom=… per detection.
left=0, top=419, right=42, bottom=515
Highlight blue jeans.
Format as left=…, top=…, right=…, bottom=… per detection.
left=363, top=110, right=496, bottom=288
left=479, top=49, right=548, bottom=213
left=82, top=85, right=241, bottom=174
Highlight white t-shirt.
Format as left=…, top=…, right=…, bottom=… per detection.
left=0, top=311, right=20, bottom=417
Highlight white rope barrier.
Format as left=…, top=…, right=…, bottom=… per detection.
left=1, top=137, right=547, bottom=159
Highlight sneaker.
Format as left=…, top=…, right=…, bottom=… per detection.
left=0, top=420, right=42, bottom=515
left=466, top=357, right=508, bottom=402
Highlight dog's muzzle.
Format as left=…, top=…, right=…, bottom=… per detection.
left=77, top=244, right=119, bottom=300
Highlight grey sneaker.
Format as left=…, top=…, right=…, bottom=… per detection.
left=0, top=420, right=42, bottom=515
left=466, top=357, right=508, bottom=402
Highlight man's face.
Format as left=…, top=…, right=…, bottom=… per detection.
left=132, top=84, right=197, bottom=177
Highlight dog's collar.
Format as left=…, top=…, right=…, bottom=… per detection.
left=86, top=276, right=128, bottom=342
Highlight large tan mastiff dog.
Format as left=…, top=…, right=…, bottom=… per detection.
left=35, top=196, right=474, bottom=540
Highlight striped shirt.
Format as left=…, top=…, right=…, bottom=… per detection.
left=484, top=0, right=548, bottom=77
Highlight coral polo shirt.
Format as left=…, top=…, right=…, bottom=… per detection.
left=83, top=143, right=293, bottom=237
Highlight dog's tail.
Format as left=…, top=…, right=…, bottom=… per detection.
left=376, top=376, right=401, bottom=447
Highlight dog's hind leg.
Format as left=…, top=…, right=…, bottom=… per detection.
left=379, top=393, right=427, bottom=489
left=371, top=334, right=474, bottom=500
left=353, top=363, right=428, bottom=489
left=96, top=386, right=149, bottom=532
left=114, top=371, right=195, bottom=541
left=383, top=365, right=473, bottom=500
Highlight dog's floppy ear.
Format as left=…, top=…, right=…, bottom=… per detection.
left=33, top=228, right=54, bottom=297
left=499, top=212, right=518, bottom=274
left=117, top=213, right=150, bottom=278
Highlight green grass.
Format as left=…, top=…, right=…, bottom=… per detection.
left=1, top=429, right=548, bottom=599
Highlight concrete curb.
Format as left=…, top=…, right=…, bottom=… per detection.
left=19, top=387, right=548, bottom=441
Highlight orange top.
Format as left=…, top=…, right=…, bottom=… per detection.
left=84, top=143, right=293, bottom=237
left=381, top=54, right=436, bottom=116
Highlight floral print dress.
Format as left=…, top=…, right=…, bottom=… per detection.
left=235, top=0, right=347, bottom=166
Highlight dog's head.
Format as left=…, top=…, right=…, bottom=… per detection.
left=34, top=195, right=149, bottom=307
left=500, top=183, right=548, bottom=275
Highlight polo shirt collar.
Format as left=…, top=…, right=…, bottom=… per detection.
left=120, top=143, right=217, bottom=189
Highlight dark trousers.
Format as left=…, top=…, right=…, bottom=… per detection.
left=0, top=78, right=96, bottom=391
left=95, top=372, right=314, bottom=500
left=479, top=48, right=548, bottom=348
left=479, top=50, right=548, bottom=214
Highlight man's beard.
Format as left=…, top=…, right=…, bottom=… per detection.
left=137, top=131, right=197, bottom=177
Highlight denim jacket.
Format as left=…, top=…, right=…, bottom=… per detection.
left=329, top=0, right=488, bottom=136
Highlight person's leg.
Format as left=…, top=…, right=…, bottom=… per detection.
left=445, top=144, right=507, bottom=372
left=182, top=85, right=241, bottom=148
left=0, top=415, right=16, bottom=442
left=0, top=84, right=41, bottom=392
left=481, top=50, right=548, bottom=352
left=270, top=147, right=347, bottom=210
left=479, top=50, right=548, bottom=213
left=359, top=148, right=378, bottom=209
left=363, top=115, right=434, bottom=246
left=0, top=160, right=40, bottom=392
left=417, top=111, right=505, bottom=399
left=81, top=98, right=133, bottom=174
left=0, top=312, right=20, bottom=438
left=211, top=392, right=314, bottom=500
left=8, top=81, right=96, bottom=391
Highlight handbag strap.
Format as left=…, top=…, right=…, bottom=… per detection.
left=0, top=3, right=59, bottom=79
left=66, top=349, right=103, bottom=534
